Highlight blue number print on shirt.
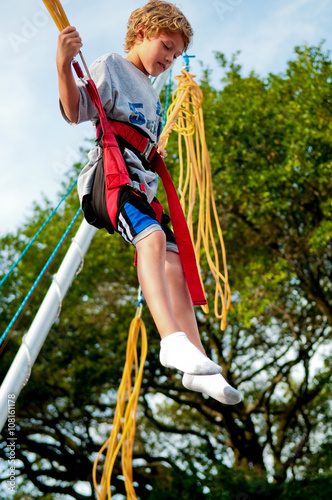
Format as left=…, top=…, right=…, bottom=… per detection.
left=128, top=102, right=146, bottom=126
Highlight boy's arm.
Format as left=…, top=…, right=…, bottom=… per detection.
left=56, top=26, right=83, bottom=123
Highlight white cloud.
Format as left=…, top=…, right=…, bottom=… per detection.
left=238, top=0, right=325, bottom=75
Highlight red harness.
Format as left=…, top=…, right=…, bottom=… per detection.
left=74, top=62, right=206, bottom=306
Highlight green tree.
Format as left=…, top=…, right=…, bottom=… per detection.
left=1, top=43, right=331, bottom=499
left=197, top=42, right=332, bottom=482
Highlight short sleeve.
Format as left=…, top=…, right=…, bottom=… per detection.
left=60, top=56, right=114, bottom=125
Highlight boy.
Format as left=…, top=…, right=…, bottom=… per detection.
left=56, top=0, right=241, bottom=405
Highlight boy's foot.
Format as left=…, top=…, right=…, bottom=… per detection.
left=159, top=331, right=222, bottom=375
left=182, top=373, right=242, bottom=405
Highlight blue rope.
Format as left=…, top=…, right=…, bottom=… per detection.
left=0, top=208, right=82, bottom=348
left=136, top=286, right=145, bottom=308
left=0, top=180, right=77, bottom=289
left=162, top=69, right=173, bottom=129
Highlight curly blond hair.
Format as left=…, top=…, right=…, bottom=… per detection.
left=124, top=0, right=193, bottom=53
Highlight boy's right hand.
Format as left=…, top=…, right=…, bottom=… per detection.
left=56, top=26, right=83, bottom=70
left=56, top=26, right=82, bottom=123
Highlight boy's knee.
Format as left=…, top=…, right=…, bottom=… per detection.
left=135, top=229, right=166, bottom=255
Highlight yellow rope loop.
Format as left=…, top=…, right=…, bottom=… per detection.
left=173, top=107, right=195, bottom=136
left=159, top=70, right=231, bottom=329
left=42, top=0, right=70, bottom=31
left=159, top=70, right=202, bottom=149
left=93, top=305, right=148, bottom=500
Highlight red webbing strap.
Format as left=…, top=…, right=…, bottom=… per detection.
left=152, top=154, right=207, bottom=306
left=72, top=60, right=84, bottom=79
left=85, top=79, right=130, bottom=198
left=106, top=121, right=154, bottom=161
left=72, top=62, right=129, bottom=226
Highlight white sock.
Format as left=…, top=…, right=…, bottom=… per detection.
left=159, top=332, right=222, bottom=375
left=182, top=373, right=242, bottom=405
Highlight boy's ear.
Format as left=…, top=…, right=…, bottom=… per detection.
left=136, top=25, right=146, bottom=43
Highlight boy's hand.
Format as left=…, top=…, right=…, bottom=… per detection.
left=157, top=146, right=167, bottom=158
left=56, top=26, right=83, bottom=70
left=56, top=26, right=82, bottom=123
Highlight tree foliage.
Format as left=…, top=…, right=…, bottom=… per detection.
left=1, top=43, right=331, bottom=499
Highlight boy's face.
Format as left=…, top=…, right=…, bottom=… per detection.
left=127, top=29, right=185, bottom=76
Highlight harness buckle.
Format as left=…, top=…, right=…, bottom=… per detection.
left=130, top=180, right=148, bottom=198
left=79, top=76, right=89, bottom=85
left=142, top=141, right=157, bottom=162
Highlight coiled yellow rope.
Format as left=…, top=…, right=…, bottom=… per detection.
left=159, top=70, right=231, bottom=330
left=92, top=305, right=148, bottom=500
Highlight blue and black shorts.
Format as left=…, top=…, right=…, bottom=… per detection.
left=116, top=186, right=178, bottom=251
left=83, top=157, right=178, bottom=252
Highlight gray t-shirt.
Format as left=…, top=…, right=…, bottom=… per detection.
left=61, top=53, right=163, bottom=204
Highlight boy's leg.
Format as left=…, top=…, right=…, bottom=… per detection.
left=164, top=250, right=242, bottom=405
left=135, top=230, right=180, bottom=337
left=114, top=193, right=239, bottom=394
left=164, top=250, right=204, bottom=352
left=135, top=231, right=221, bottom=375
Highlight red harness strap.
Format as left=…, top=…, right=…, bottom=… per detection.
left=82, top=77, right=207, bottom=306
left=151, top=154, right=207, bottom=306
left=81, top=79, right=130, bottom=228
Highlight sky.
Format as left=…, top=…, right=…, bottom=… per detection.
left=0, top=0, right=331, bottom=237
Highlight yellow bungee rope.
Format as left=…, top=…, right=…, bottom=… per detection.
left=42, top=0, right=69, bottom=30
left=42, top=0, right=91, bottom=77
left=93, top=303, right=148, bottom=500
left=159, top=69, right=231, bottom=330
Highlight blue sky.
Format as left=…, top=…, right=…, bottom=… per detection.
left=0, top=0, right=331, bottom=236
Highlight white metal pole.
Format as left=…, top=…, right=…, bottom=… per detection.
left=0, top=220, right=97, bottom=431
